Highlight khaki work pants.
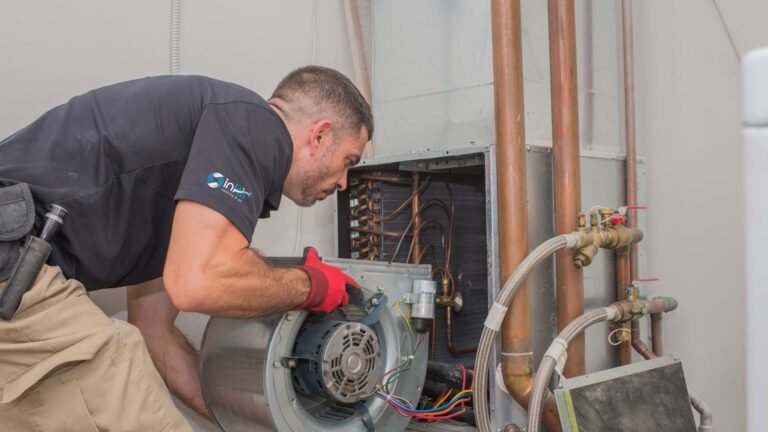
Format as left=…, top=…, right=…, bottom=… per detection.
left=0, top=265, right=192, bottom=432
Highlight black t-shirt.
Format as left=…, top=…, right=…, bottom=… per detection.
left=0, top=75, right=293, bottom=290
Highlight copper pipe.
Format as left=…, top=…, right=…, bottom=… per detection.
left=622, top=0, right=639, bottom=281
left=631, top=329, right=655, bottom=360
left=358, top=174, right=412, bottom=184
left=651, top=313, right=663, bottom=356
left=615, top=246, right=632, bottom=365
left=492, top=0, right=560, bottom=429
left=342, top=0, right=374, bottom=160
left=406, top=220, right=446, bottom=263
left=349, top=227, right=404, bottom=238
left=439, top=182, right=470, bottom=353
left=548, top=0, right=584, bottom=377
left=411, top=172, right=422, bottom=263
left=380, top=176, right=431, bottom=223
left=417, top=244, right=435, bottom=266
left=443, top=181, right=456, bottom=270
left=440, top=273, right=477, bottom=354
left=446, top=307, right=476, bottom=354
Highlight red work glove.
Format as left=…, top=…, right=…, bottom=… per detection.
left=295, top=247, right=361, bottom=313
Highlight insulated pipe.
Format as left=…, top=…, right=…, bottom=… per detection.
left=548, top=0, right=585, bottom=377
left=489, top=0, right=543, bottom=426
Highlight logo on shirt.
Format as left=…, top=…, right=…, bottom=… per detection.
left=207, top=172, right=251, bottom=202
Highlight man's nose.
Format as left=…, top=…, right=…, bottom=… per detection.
left=337, top=172, right=348, bottom=191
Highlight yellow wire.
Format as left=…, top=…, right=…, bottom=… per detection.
left=395, top=299, right=415, bottom=348
left=434, top=389, right=453, bottom=408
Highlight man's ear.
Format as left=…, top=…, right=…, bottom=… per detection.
left=309, top=119, right=333, bottom=154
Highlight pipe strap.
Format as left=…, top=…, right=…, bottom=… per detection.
left=484, top=301, right=509, bottom=332
left=543, top=337, right=569, bottom=376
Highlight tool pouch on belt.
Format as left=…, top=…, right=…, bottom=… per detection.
left=0, top=183, right=35, bottom=282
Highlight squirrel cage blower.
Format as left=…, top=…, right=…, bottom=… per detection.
left=200, top=258, right=434, bottom=432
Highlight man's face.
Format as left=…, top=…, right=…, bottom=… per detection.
left=293, top=126, right=367, bottom=207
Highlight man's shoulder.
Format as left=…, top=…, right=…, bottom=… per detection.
left=94, top=75, right=267, bottom=106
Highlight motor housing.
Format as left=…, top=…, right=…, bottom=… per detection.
left=200, top=258, right=431, bottom=432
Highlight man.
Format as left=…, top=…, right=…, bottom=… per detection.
left=0, top=66, right=372, bottom=431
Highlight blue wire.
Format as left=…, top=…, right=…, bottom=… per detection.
left=375, top=390, right=472, bottom=414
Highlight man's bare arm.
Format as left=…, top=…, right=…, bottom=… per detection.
left=127, top=279, right=210, bottom=420
left=163, top=200, right=310, bottom=317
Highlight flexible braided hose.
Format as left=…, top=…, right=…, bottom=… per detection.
left=474, top=235, right=580, bottom=432
left=528, top=309, right=609, bottom=432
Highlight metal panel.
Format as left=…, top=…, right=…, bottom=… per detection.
left=340, top=148, right=646, bottom=430
left=370, top=0, right=623, bottom=160
left=580, top=156, right=624, bottom=373
left=554, top=357, right=696, bottom=432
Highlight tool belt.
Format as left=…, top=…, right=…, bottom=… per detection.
left=0, top=183, right=35, bottom=282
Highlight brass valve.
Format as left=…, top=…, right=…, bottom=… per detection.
left=573, top=207, right=644, bottom=268
left=606, top=296, right=678, bottom=323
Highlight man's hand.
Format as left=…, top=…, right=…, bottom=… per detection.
left=296, top=247, right=361, bottom=313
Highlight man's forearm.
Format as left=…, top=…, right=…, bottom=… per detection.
left=169, top=249, right=310, bottom=318
left=164, top=200, right=312, bottom=318
left=139, top=324, right=210, bottom=420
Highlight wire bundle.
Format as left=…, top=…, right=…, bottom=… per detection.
left=370, top=300, right=474, bottom=422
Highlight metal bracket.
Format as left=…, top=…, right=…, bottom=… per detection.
left=355, top=293, right=388, bottom=327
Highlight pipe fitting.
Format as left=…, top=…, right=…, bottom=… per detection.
left=501, top=353, right=562, bottom=431
left=599, top=223, right=644, bottom=249
left=574, top=226, right=601, bottom=268
left=608, top=297, right=678, bottom=323
left=648, top=296, right=679, bottom=313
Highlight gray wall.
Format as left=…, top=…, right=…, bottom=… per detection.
left=1, top=1, right=764, bottom=431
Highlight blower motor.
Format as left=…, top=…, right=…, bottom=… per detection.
left=200, top=258, right=432, bottom=432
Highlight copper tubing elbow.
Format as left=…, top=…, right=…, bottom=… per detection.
left=502, top=354, right=562, bottom=431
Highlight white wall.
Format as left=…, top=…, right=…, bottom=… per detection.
left=2, top=1, right=764, bottom=431
left=0, top=1, right=353, bottom=430
left=636, top=1, right=768, bottom=431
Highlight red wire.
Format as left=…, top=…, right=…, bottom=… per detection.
left=459, top=364, right=468, bottom=409
left=409, top=408, right=467, bottom=421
